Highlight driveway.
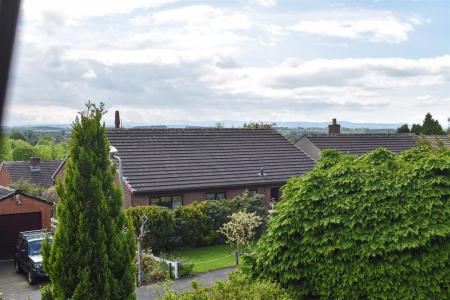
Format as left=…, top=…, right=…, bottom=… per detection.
left=0, top=261, right=44, bottom=300
left=0, top=264, right=234, bottom=300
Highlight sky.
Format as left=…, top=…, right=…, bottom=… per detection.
left=4, top=0, right=450, bottom=127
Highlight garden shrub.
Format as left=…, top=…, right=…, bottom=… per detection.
left=203, top=191, right=268, bottom=243
left=244, top=147, right=450, bottom=299
left=127, top=205, right=176, bottom=254
left=161, top=271, right=293, bottom=300
left=140, top=251, right=171, bottom=283
left=179, top=261, right=195, bottom=278
left=175, top=202, right=216, bottom=247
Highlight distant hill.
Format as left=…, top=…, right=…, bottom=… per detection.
left=2, top=120, right=401, bottom=131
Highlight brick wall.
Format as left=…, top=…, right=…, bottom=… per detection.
left=129, top=185, right=283, bottom=209
left=0, top=194, right=52, bottom=230
left=0, top=166, right=12, bottom=186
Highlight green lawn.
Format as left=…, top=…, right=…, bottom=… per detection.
left=168, top=244, right=236, bottom=273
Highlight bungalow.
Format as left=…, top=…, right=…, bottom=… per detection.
left=296, top=119, right=449, bottom=161
left=0, top=157, right=62, bottom=188
left=54, top=114, right=315, bottom=209
left=0, top=185, right=52, bottom=259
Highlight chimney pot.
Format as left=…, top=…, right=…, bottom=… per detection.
left=328, top=118, right=341, bottom=134
left=30, top=156, right=40, bottom=172
left=115, top=111, right=120, bottom=129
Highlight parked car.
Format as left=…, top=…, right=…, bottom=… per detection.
left=14, top=229, right=52, bottom=284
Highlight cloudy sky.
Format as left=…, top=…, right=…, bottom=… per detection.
left=4, top=0, right=450, bottom=127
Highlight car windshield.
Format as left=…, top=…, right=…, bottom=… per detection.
left=28, top=239, right=52, bottom=256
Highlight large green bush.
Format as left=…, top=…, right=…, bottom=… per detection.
left=244, top=147, right=450, bottom=299
left=161, top=271, right=292, bottom=300
left=175, top=202, right=215, bottom=247
left=126, top=205, right=176, bottom=254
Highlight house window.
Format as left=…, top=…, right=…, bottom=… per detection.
left=206, top=192, right=226, bottom=200
left=270, top=187, right=280, bottom=201
left=149, top=195, right=182, bottom=209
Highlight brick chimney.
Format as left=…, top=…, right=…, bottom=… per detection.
left=30, top=157, right=40, bottom=172
left=328, top=118, right=340, bottom=134
left=115, top=110, right=120, bottom=128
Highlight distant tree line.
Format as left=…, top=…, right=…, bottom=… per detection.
left=0, top=133, right=68, bottom=161
left=397, top=112, right=446, bottom=135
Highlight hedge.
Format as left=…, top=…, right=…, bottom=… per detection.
left=126, top=205, right=176, bottom=254
left=162, top=271, right=292, bottom=300
left=244, top=146, right=450, bottom=299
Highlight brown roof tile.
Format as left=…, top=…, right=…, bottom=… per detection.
left=106, top=128, right=315, bottom=193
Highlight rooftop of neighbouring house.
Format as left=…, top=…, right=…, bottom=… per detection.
left=106, top=127, right=315, bottom=194
left=299, top=134, right=449, bottom=156
left=0, top=158, right=62, bottom=188
left=0, top=185, right=15, bottom=198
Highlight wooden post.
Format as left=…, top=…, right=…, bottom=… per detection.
left=137, top=236, right=142, bottom=287
left=235, top=250, right=239, bottom=265
left=137, top=214, right=148, bottom=287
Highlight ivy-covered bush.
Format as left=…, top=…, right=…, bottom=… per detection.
left=175, top=202, right=216, bottom=247
left=244, top=147, right=450, bottom=299
left=162, top=271, right=292, bottom=300
left=126, top=205, right=176, bottom=254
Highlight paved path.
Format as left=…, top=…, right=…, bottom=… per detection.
left=0, top=261, right=234, bottom=300
left=137, top=267, right=235, bottom=299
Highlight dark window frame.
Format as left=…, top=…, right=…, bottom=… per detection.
left=205, top=191, right=226, bottom=200
left=149, top=194, right=183, bottom=209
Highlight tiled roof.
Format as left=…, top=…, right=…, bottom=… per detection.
left=1, top=160, right=62, bottom=188
left=0, top=185, right=15, bottom=198
left=302, top=134, right=449, bottom=157
left=106, top=128, right=315, bottom=194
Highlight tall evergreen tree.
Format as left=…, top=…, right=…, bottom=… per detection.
left=421, top=112, right=445, bottom=135
left=396, top=124, right=410, bottom=133
left=42, top=103, right=136, bottom=300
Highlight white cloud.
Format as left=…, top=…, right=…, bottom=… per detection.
left=81, top=69, right=97, bottom=79
left=288, top=12, right=423, bottom=43
left=7, top=1, right=449, bottom=127
left=255, top=0, right=277, bottom=7
left=22, top=0, right=176, bottom=21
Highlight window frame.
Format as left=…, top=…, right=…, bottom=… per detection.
left=205, top=191, right=226, bottom=200
left=149, top=194, right=183, bottom=209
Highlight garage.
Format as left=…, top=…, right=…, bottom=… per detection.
left=0, top=186, right=52, bottom=260
left=0, top=212, right=42, bottom=259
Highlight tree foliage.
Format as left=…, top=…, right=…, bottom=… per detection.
left=244, top=147, right=450, bottom=299
left=175, top=202, right=215, bottom=247
left=0, top=133, right=12, bottom=161
left=42, top=103, right=136, bottom=300
left=9, top=179, right=45, bottom=198
left=220, top=211, right=262, bottom=251
left=396, top=123, right=410, bottom=133
left=421, top=112, right=445, bottom=135
left=242, top=121, right=277, bottom=129
left=411, top=123, right=422, bottom=134
left=126, top=205, right=176, bottom=254
left=162, top=271, right=293, bottom=300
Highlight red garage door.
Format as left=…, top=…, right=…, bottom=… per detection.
left=0, top=212, right=42, bottom=259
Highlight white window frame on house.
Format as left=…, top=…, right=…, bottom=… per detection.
left=205, top=191, right=226, bottom=200
left=149, top=195, right=182, bottom=209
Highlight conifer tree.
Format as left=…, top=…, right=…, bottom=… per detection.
left=421, top=112, right=445, bottom=135
left=396, top=123, right=410, bottom=133
left=42, top=103, right=136, bottom=300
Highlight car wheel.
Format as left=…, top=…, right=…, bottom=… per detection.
left=14, top=260, right=21, bottom=273
left=27, top=270, right=35, bottom=285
